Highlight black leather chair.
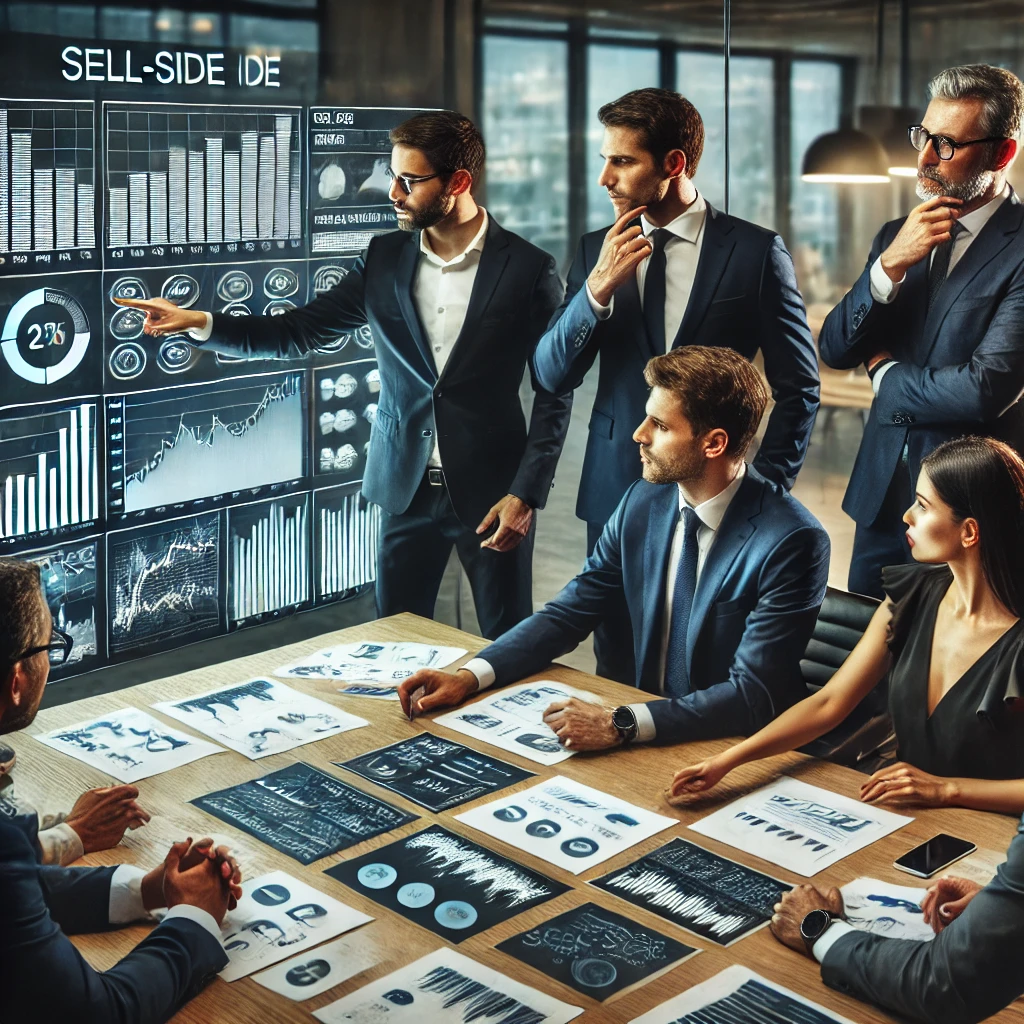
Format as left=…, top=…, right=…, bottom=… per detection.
left=797, top=586, right=895, bottom=768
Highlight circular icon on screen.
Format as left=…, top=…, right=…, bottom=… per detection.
left=216, top=270, right=253, bottom=303
left=0, top=287, right=92, bottom=386
left=313, top=264, right=348, bottom=295
left=351, top=323, right=374, bottom=349
left=264, top=300, right=297, bottom=316
left=161, top=274, right=201, bottom=308
left=156, top=339, right=198, bottom=374
left=108, top=276, right=149, bottom=303
left=332, top=373, right=357, bottom=400
left=433, top=900, right=477, bottom=930
left=221, top=302, right=253, bottom=317
left=108, top=342, right=147, bottom=381
left=263, top=267, right=300, bottom=299
left=357, top=863, right=397, bottom=889
left=109, top=306, right=146, bottom=341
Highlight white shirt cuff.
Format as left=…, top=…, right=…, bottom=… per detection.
left=461, top=658, right=494, bottom=691
left=163, top=903, right=224, bottom=945
left=585, top=282, right=613, bottom=320
left=39, top=822, right=85, bottom=866
left=108, top=865, right=150, bottom=925
left=869, top=256, right=903, bottom=303
left=187, top=311, right=214, bottom=342
left=871, top=360, right=897, bottom=395
left=812, top=919, right=857, bottom=963
left=628, top=703, right=657, bottom=743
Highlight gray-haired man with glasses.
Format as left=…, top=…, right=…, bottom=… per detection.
left=819, top=63, right=1024, bottom=599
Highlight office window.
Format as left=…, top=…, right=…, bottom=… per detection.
left=790, top=60, right=842, bottom=305
left=676, top=50, right=726, bottom=210
left=586, top=44, right=659, bottom=232
left=728, top=56, right=775, bottom=228
left=483, top=35, right=570, bottom=267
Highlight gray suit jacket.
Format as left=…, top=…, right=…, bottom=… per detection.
left=822, top=813, right=1024, bottom=1023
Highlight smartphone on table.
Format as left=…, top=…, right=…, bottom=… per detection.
left=893, top=833, right=977, bottom=878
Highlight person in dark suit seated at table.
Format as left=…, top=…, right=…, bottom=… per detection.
left=533, top=87, right=820, bottom=683
left=396, top=346, right=830, bottom=750
left=0, top=558, right=242, bottom=1024
left=768, top=812, right=1024, bottom=1024
left=819, top=64, right=1024, bottom=600
left=115, top=110, right=572, bottom=642
left=671, top=435, right=1024, bottom=814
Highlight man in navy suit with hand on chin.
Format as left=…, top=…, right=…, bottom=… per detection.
left=398, top=346, right=829, bottom=751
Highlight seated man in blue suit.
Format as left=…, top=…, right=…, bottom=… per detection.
left=397, top=346, right=830, bottom=749
left=0, top=558, right=241, bottom=1024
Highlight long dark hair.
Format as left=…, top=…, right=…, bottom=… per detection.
left=921, top=436, right=1024, bottom=617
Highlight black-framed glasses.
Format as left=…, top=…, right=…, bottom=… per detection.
left=13, top=624, right=73, bottom=667
left=385, top=166, right=442, bottom=195
left=908, top=125, right=1006, bottom=161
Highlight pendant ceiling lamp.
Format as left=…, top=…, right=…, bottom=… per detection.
left=801, top=129, right=891, bottom=183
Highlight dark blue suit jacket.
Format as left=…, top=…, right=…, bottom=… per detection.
left=0, top=799, right=226, bottom=1024
left=819, top=190, right=1024, bottom=526
left=475, top=467, right=830, bottom=742
left=203, top=217, right=572, bottom=528
left=532, top=205, right=820, bottom=525
left=823, top=812, right=1024, bottom=1023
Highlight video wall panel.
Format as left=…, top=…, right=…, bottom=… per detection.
left=0, top=54, right=427, bottom=679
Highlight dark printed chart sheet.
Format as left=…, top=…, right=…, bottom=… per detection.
left=497, top=902, right=699, bottom=1001
left=590, top=837, right=792, bottom=946
left=192, top=761, right=417, bottom=865
left=338, top=733, right=535, bottom=812
left=324, top=823, right=569, bottom=942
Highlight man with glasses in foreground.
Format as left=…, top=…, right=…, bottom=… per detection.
left=0, top=558, right=242, bottom=1023
left=0, top=624, right=155, bottom=867
left=819, top=63, right=1024, bottom=599
left=114, top=111, right=572, bottom=642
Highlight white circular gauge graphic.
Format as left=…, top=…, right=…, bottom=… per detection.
left=108, top=342, right=147, bottom=380
left=1, top=288, right=91, bottom=385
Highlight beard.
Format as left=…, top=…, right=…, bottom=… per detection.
left=640, top=444, right=706, bottom=485
left=917, top=165, right=994, bottom=202
left=395, top=186, right=453, bottom=231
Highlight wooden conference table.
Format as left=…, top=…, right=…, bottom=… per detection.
left=9, top=613, right=1024, bottom=1024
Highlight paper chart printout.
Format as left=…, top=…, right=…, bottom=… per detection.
left=34, top=706, right=224, bottom=783
left=456, top=775, right=677, bottom=875
left=192, top=761, right=417, bottom=865
left=590, top=837, right=792, bottom=945
left=220, top=870, right=373, bottom=982
left=435, top=681, right=601, bottom=766
left=629, top=964, right=858, bottom=1024
left=253, top=934, right=385, bottom=1001
left=688, top=776, right=912, bottom=876
left=325, top=823, right=569, bottom=943
left=313, top=946, right=583, bottom=1024
left=152, top=677, right=367, bottom=759
left=840, top=877, right=934, bottom=942
left=497, top=902, right=699, bottom=1001
left=339, top=733, right=535, bottom=813
left=275, top=641, right=467, bottom=683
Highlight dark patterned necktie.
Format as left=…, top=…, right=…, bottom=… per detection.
left=663, top=506, right=701, bottom=697
left=927, top=220, right=965, bottom=310
left=643, top=228, right=671, bottom=354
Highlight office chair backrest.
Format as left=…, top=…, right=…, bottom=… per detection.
left=801, top=586, right=880, bottom=692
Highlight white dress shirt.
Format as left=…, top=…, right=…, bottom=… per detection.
left=464, top=464, right=746, bottom=745
left=586, top=194, right=708, bottom=348
left=868, top=184, right=1010, bottom=393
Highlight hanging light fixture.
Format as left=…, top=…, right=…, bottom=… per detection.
left=801, top=129, right=891, bottom=183
left=883, top=113, right=920, bottom=176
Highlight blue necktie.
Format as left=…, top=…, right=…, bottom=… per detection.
left=664, top=506, right=701, bottom=697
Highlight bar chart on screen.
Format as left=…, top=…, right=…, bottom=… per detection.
left=314, top=485, right=380, bottom=602
left=0, top=400, right=99, bottom=549
left=228, top=493, right=311, bottom=628
left=0, top=99, right=98, bottom=274
left=106, top=371, right=307, bottom=520
left=103, top=103, right=303, bottom=268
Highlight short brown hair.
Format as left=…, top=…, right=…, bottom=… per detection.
left=644, top=346, right=768, bottom=457
left=390, top=110, right=485, bottom=183
left=598, top=88, right=705, bottom=175
left=0, top=558, right=44, bottom=670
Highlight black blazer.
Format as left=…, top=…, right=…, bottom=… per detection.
left=203, top=217, right=573, bottom=528
left=0, top=800, right=226, bottom=1024
left=819, top=190, right=1024, bottom=526
left=532, top=204, right=820, bottom=525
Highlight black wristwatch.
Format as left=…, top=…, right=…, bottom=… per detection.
left=799, top=908, right=835, bottom=954
left=611, top=706, right=638, bottom=745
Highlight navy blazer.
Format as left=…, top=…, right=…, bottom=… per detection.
left=532, top=204, right=820, bottom=525
left=0, top=799, right=226, bottom=1024
left=819, top=190, right=1024, bottom=526
left=475, top=466, right=830, bottom=743
left=203, top=217, right=573, bottom=528
left=822, top=813, right=1024, bottom=1023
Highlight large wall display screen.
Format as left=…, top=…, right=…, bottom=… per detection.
left=0, top=37, right=423, bottom=680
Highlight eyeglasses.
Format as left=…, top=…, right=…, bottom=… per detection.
left=385, top=166, right=442, bottom=195
left=908, top=125, right=1006, bottom=161
left=13, top=624, right=74, bottom=667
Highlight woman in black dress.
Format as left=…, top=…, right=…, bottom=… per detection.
left=670, top=436, right=1024, bottom=814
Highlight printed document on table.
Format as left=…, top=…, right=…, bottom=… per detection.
left=841, top=877, right=934, bottom=941
left=688, top=776, right=912, bottom=876
left=275, top=641, right=467, bottom=682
